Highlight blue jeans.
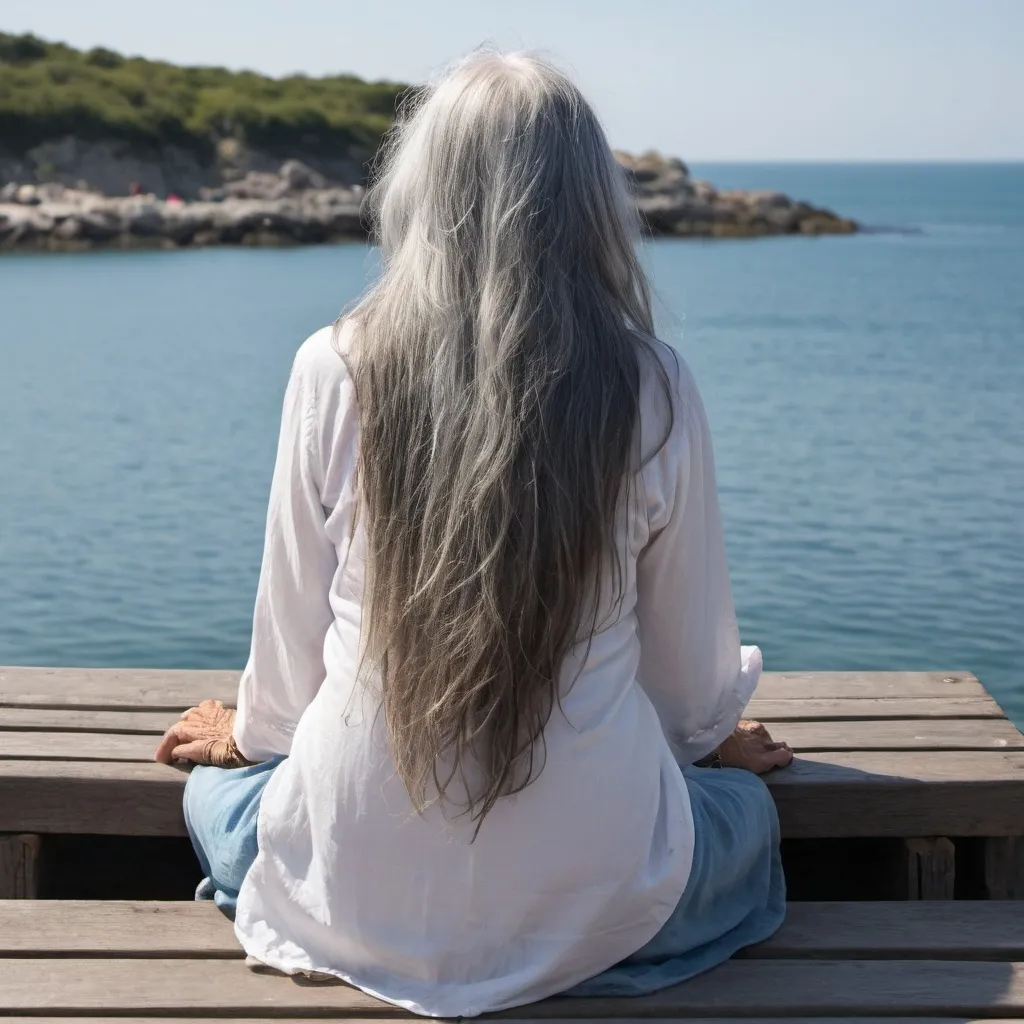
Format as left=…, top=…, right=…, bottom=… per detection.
left=183, top=759, right=784, bottom=993
left=566, top=765, right=785, bottom=996
left=183, top=757, right=283, bottom=919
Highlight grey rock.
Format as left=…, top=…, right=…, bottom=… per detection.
left=202, top=160, right=343, bottom=202
left=162, top=202, right=217, bottom=244
left=52, top=215, right=86, bottom=241
left=0, top=204, right=52, bottom=246
left=744, top=189, right=792, bottom=211
left=74, top=208, right=124, bottom=241
left=121, top=198, right=167, bottom=236
left=692, top=180, right=718, bottom=202
left=35, top=181, right=69, bottom=202
left=617, top=150, right=690, bottom=193
left=279, top=159, right=327, bottom=192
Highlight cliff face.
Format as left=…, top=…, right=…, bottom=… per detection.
left=0, top=135, right=373, bottom=200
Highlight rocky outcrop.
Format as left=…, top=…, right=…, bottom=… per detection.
left=0, top=154, right=856, bottom=252
left=619, top=152, right=857, bottom=237
left=0, top=171, right=364, bottom=250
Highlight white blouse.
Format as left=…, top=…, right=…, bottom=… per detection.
left=232, top=323, right=761, bottom=1018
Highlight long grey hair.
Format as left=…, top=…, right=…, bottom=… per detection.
left=343, top=51, right=670, bottom=830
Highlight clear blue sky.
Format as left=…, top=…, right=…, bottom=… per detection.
left=5, top=0, right=1023, bottom=160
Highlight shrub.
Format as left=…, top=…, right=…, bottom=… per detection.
left=0, top=31, right=407, bottom=157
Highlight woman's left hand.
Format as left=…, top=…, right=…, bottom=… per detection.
left=717, top=720, right=793, bottom=774
left=154, top=699, right=250, bottom=767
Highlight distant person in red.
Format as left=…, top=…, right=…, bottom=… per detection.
left=128, top=181, right=142, bottom=196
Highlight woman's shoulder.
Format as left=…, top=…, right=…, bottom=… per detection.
left=637, top=337, right=702, bottom=459
left=644, top=337, right=702, bottom=405
left=290, top=320, right=355, bottom=391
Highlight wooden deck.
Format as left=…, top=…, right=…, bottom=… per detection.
left=0, top=900, right=1022, bottom=1020
left=1, top=667, right=1024, bottom=1020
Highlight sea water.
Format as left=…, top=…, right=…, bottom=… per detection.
left=1, top=163, right=1022, bottom=721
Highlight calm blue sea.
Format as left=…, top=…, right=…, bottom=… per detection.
left=2, top=164, right=1022, bottom=722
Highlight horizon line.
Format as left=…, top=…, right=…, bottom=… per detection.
left=681, top=158, right=1024, bottom=165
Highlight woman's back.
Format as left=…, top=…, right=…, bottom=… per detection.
left=230, top=322, right=760, bottom=1016
left=152, top=50, right=782, bottom=1019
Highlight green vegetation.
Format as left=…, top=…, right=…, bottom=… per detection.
left=0, top=32, right=408, bottom=156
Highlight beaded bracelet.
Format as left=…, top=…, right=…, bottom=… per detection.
left=693, top=750, right=724, bottom=769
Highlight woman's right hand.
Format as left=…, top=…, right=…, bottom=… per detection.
left=154, top=699, right=251, bottom=768
left=718, top=720, right=793, bottom=774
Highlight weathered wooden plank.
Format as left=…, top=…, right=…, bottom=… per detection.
left=1, top=958, right=1023, bottom=1016
left=904, top=837, right=957, bottom=899
left=3, top=751, right=1023, bottom=838
left=754, top=672, right=988, bottom=700
left=0, top=835, right=39, bottom=898
left=747, top=695, right=1005, bottom=721
left=5, top=717, right=1021, bottom=764
left=747, top=901, right=1024, bottom=959
left=502, top=1019, right=1024, bottom=1024
left=0, top=667, right=239, bottom=711
left=3, top=900, right=1022, bottom=961
left=0, top=666, right=987, bottom=710
left=764, top=751, right=1024, bottom=838
left=0, top=900, right=241, bottom=956
left=0, top=708, right=176, bottom=734
left=985, top=837, right=1024, bottom=900
left=768, top=719, right=1024, bottom=751
left=0, top=732, right=163, bottom=761
left=0, top=698, right=1005, bottom=738
left=0, top=760, right=191, bottom=836
left=4, top=1020, right=1018, bottom=1024
left=0, top=1020, right=1015, bottom=1024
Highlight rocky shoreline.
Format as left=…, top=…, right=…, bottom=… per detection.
left=619, top=152, right=857, bottom=239
left=0, top=153, right=856, bottom=252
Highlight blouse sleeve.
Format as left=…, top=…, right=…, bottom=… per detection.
left=232, top=344, right=338, bottom=761
left=634, top=357, right=761, bottom=764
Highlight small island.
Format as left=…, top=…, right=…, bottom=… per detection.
left=0, top=32, right=856, bottom=251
